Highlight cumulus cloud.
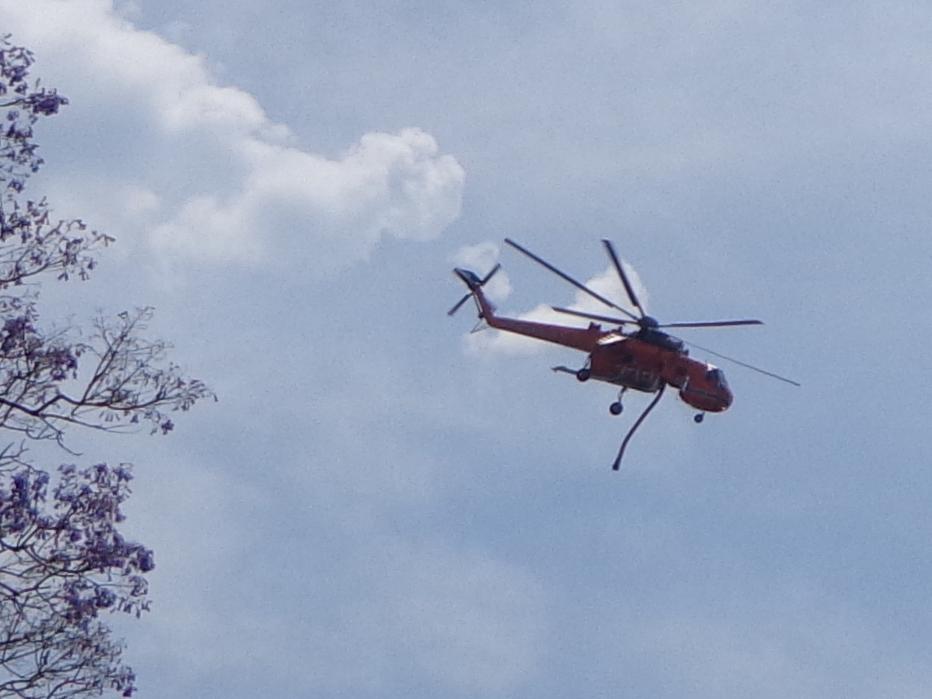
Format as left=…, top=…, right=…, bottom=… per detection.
left=150, top=128, right=464, bottom=266
left=0, top=0, right=464, bottom=269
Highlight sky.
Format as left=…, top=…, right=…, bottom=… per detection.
left=2, top=0, right=932, bottom=696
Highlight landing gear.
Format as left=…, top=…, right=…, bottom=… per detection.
left=694, top=413, right=705, bottom=424
left=576, top=368, right=591, bottom=382
left=609, top=387, right=626, bottom=416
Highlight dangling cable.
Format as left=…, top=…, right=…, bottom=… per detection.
left=612, top=383, right=666, bottom=470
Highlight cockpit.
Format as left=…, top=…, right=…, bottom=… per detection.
left=706, top=367, right=728, bottom=390
left=639, top=328, right=686, bottom=353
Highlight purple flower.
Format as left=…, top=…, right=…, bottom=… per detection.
left=29, top=91, right=67, bottom=116
left=95, top=587, right=116, bottom=609
left=137, top=549, right=155, bottom=573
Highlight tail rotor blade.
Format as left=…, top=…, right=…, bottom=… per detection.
left=480, top=263, right=501, bottom=285
left=447, top=293, right=472, bottom=316
left=602, top=239, right=645, bottom=318
left=504, top=238, right=638, bottom=320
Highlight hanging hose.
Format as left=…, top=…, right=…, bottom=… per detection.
left=612, top=383, right=666, bottom=470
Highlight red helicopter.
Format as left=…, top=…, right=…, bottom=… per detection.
left=449, top=238, right=799, bottom=469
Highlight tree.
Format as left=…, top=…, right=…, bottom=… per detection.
left=0, top=36, right=213, bottom=697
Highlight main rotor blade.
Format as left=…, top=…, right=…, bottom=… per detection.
left=602, top=239, right=645, bottom=318
left=659, top=319, right=764, bottom=329
left=551, top=306, right=637, bottom=326
left=683, top=339, right=801, bottom=387
left=504, top=238, right=639, bottom=320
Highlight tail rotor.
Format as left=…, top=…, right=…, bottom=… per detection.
left=448, top=264, right=501, bottom=316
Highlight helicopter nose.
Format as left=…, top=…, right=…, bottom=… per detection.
left=720, top=387, right=734, bottom=410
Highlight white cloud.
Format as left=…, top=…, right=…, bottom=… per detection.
left=112, top=0, right=141, bottom=21
left=0, top=0, right=464, bottom=269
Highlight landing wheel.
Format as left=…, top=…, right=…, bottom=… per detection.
left=576, top=368, right=591, bottom=382
left=694, top=413, right=704, bottom=424
left=609, top=401, right=623, bottom=416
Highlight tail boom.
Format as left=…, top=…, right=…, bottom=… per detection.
left=483, top=313, right=604, bottom=353
left=453, top=268, right=604, bottom=352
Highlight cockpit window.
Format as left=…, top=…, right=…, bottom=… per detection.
left=706, top=368, right=728, bottom=389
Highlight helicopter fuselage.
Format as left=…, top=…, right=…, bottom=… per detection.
left=470, top=290, right=733, bottom=413
left=450, top=239, right=794, bottom=470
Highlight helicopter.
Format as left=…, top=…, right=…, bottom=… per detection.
left=449, top=238, right=799, bottom=470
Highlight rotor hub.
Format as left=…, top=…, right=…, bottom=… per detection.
left=639, top=315, right=659, bottom=329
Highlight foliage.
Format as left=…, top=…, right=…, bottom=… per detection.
left=0, top=464, right=147, bottom=698
left=0, top=36, right=213, bottom=697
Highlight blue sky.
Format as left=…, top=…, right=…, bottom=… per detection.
left=2, top=1, right=932, bottom=696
